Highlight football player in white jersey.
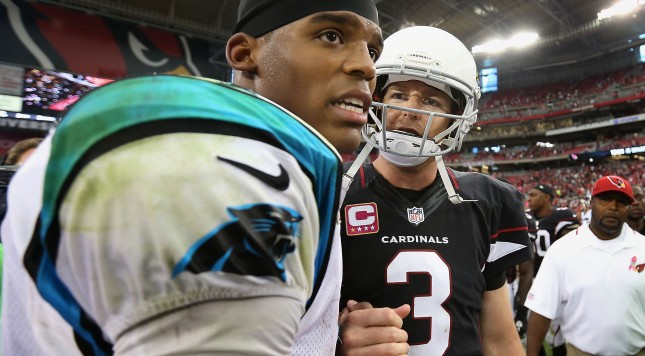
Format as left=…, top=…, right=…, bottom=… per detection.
left=1, top=0, right=383, bottom=355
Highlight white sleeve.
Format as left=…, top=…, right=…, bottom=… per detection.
left=54, top=133, right=320, bottom=354
left=524, top=243, right=561, bottom=319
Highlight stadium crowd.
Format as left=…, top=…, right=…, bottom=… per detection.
left=22, top=68, right=111, bottom=116
left=448, top=131, right=645, bottom=162
left=478, top=62, right=645, bottom=122
left=498, top=160, right=644, bottom=214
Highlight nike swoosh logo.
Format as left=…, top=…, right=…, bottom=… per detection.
left=218, top=156, right=290, bottom=191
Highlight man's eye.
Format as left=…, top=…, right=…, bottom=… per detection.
left=369, top=48, right=379, bottom=61
left=422, top=98, right=438, bottom=106
left=321, top=31, right=341, bottom=44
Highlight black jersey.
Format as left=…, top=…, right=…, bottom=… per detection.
left=530, top=208, right=579, bottom=275
left=507, top=212, right=538, bottom=283
left=340, top=164, right=532, bottom=356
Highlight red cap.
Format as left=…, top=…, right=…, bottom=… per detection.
left=591, top=175, right=634, bottom=203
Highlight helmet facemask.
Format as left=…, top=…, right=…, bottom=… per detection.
left=363, top=60, right=479, bottom=167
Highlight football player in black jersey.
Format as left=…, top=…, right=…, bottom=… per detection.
left=507, top=212, right=536, bottom=340
left=337, top=26, right=532, bottom=355
left=527, top=184, right=580, bottom=275
left=500, top=178, right=535, bottom=341
left=526, top=183, right=579, bottom=356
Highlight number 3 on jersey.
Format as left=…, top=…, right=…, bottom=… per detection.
left=388, top=251, right=450, bottom=354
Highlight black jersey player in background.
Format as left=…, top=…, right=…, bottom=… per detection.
left=526, top=183, right=580, bottom=356
left=336, top=26, right=532, bottom=355
left=499, top=177, right=536, bottom=341
left=506, top=212, right=536, bottom=341
left=527, top=184, right=580, bottom=276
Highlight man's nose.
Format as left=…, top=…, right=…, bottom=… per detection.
left=607, top=198, right=622, bottom=209
left=343, top=42, right=376, bottom=84
left=407, top=96, right=425, bottom=109
left=401, top=96, right=424, bottom=119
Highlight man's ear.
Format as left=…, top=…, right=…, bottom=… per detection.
left=226, top=33, right=258, bottom=75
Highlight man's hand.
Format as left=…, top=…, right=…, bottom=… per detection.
left=514, top=304, right=528, bottom=338
left=337, top=300, right=410, bottom=356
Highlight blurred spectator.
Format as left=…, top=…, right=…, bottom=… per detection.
left=628, top=185, right=644, bottom=234
left=0, top=137, right=44, bottom=236
left=3, top=138, right=43, bottom=166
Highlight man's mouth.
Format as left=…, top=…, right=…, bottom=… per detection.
left=629, top=207, right=644, bottom=216
left=603, top=215, right=621, bottom=223
left=332, top=98, right=365, bottom=114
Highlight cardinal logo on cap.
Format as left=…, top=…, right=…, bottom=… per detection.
left=607, top=176, right=626, bottom=189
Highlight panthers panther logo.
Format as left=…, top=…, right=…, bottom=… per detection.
left=172, top=203, right=303, bottom=282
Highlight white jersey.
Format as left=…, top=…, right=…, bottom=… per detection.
left=526, top=223, right=645, bottom=355
left=8, top=76, right=343, bottom=355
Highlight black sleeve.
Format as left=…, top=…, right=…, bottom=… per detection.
left=485, top=270, right=507, bottom=291
left=484, top=186, right=533, bottom=276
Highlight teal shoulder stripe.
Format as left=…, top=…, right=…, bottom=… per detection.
left=42, top=76, right=340, bottom=273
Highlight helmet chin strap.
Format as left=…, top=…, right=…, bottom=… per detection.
left=341, top=143, right=478, bottom=206
left=342, top=108, right=477, bottom=205
left=434, top=155, right=478, bottom=204
left=341, top=143, right=375, bottom=205
left=344, top=129, right=441, bottom=199
left=381, top=151, right=429, bottom=167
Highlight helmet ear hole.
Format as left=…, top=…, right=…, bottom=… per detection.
left=450, top=88, right=466, bottom=112
left=375, top=74, right=389, bottom=99
left=452, top=102, right=463, bottom=115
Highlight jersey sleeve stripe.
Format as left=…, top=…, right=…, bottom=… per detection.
left=490, top=226, right=528, bottom=239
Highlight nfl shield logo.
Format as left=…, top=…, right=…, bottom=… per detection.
left=407, top=207, right=425, bottom=225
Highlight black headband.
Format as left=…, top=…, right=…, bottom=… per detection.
left=233, top=0, right=379, bottom=38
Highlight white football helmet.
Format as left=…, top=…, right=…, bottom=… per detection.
left=363, top=26, right=481, bottom=167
